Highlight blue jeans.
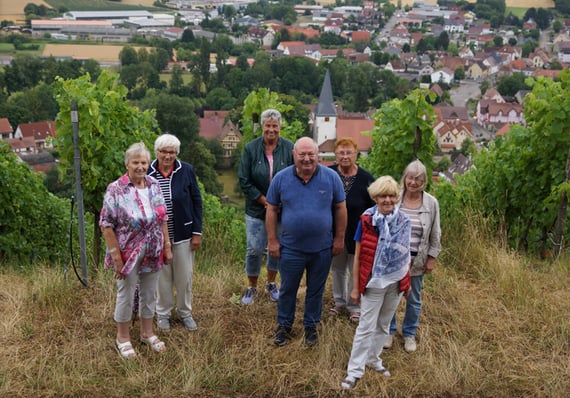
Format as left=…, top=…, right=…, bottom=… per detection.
left=390, top=274, right=424, bottom=337
left=277, top=246, right=332, bottom=329
left=245, top=215, right=279, bottom=276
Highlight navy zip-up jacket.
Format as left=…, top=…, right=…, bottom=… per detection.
left=148, top=159, right=203, bottom=243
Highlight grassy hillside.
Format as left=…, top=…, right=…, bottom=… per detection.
left=1, top=215, right=569, bottom=397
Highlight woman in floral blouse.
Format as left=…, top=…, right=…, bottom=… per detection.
left=100, top=142, right=172, bottom=359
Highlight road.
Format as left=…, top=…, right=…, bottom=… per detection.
left=450, top=79, right=481, bottom=107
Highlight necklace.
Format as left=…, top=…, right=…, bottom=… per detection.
left=338, top=166, right=357, bottom=194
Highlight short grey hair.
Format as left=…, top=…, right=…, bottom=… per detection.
left=124, top=142, right=151, bottom=167
left=154, top=133, right=181, bottom=155
left=401, top=159, right=427, bottom=191
left=260, top=109, right=282, bottom=127
left=368, top=175, right=400, bottom=200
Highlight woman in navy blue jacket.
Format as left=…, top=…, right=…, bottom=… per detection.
left=148, top=134, right=203, bottom=332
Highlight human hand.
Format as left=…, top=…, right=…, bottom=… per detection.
left=424, top=257, right=436, bottom=274
left=350, top=288, right=360, bottom=305
left=191, top=235, right=202, bottom=251
left=403, top=287, right=412, bottom=298
left=332, top=238, right=344, bottom=256
left=268, top=240, right=280, bottom=259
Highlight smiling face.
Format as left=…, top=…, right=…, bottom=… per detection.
left=262, top=118, right=280, bottom=145
left=404, top=173, right=425, bottom=194
left=335, top=144, right=357, bottom=170
left=293, top=137, right=318, bottom=176
left=127, top=153, right=149, bottom=185
left=156, top=145, right=177, bottom=171
left=374, top=193, right=398, bottom=215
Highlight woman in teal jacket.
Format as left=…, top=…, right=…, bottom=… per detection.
left=238, top=109, right=294, bottom=305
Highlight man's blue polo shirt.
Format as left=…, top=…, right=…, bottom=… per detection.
left=266, top=164, right=345, bottom=253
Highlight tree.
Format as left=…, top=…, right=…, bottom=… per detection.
left=361, top=89, right=437, bottom=181
left=525, top=71, right=570, bottom=257
left=168, top=64, right=185, bottom=96
left=180, top=28, right=194, bottom=43
left=493, top=35, right=504, bottom=47
left=222, top=4, right=237, bottom=20
left=137, top=91, right=201, bottom=155
left=454, top=66, right=465, bottom=82
left=205, top=87, right=236, bottom=110
left=436, top=31, right=450, bottom=51
left=53, top=71, right=160, bottom=266
left=119, top=46, right=139, bottom=66
left=0, top=143, right=69, bottom=262
left=496, top=72, right=530, bottom=96
left=182, top=140, right=223, bottom=196
left=239, top=88, right=297, bottom=144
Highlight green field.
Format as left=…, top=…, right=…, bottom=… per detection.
left=0, top=42, right=45, bottom=56
left=506, top=7, right=528, bottom=18
left=218, top=168, right=244, bottom=206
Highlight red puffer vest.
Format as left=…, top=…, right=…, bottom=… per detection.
left=357, top=214, right=410, bottom=294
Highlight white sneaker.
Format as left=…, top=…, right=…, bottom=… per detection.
left=404, top=336, right=417, bottom=352
left=366, top=361, right=391, bottom=377
left=383, top=334, right=394, bottom=349
left=341, top=376, right=357, bottom=390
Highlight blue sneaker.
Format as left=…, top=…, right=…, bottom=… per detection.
left=241, top=287, right=257, bottom=305
left=265, top=283, right=279, bottom=302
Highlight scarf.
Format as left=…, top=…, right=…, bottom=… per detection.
left=365, top=206, right=410, bottom=289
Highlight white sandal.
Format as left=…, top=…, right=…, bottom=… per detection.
left=141, top=335, right=166, bottom=352
left=116, top=340, right=136, bottom=359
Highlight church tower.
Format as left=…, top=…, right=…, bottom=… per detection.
left=313, top=69, right=337, bottom=146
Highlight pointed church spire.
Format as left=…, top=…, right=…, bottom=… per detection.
left=315, top=69, right=336, bottom=117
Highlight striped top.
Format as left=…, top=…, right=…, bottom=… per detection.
left=152, top=172, right=175, bottom=241
left=400, top=204, right=422, bottom=254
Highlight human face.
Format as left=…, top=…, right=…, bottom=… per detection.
left=335, top=144, right=357, bottom=169
left=374, top=193, right=397, bottom=215
left=262, top=119, right=280, bottom=144
left=405, top=173, right=425, bottom=193
left=127, top=153, right=149, bottom=184
left=156, top=146, right=177, bottom=170
left=294, top=139, right=318, bottom=176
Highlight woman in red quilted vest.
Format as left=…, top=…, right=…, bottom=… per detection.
left=341, top=176, right=411, bottom=390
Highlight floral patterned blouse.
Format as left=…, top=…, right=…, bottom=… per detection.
left=99, top=173, right=168, bottom=274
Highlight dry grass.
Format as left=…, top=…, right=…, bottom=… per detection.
left=42, top=44, right=149, bottom=62
left=1, top=218, right=569, bottom=398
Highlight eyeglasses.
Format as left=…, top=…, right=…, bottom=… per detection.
left=158, top=149, right=177, bottom=156
left=296, top=153, right=317, bottom=159
left=336, top=151, right=355, bottom=157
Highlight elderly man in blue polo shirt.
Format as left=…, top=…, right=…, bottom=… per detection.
left=266, top=136, right=347, bottom=347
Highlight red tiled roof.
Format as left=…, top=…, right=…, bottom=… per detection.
left=17, top=121, right=56, bottom=140
left=0, top=118, right=13, bottom=134
left=199, top=111, right=232, bottom=140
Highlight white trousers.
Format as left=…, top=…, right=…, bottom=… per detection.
left=114, top=251, right=160, bottom=322
left=156, top=240, right=194, bottom=319
left=346, top=283, right=403, bottom=379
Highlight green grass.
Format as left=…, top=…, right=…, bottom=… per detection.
left=506, top=7, right=527, bottom=19
left=218, top=168, right=244, bottom=206
left=159, top=72, right=193, bottom=85
left=0, top=42, right=45, bottom=56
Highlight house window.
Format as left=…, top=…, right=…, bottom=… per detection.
left=325, top=117, right=329, bottom=122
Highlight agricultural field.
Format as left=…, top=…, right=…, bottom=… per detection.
left=42, top=43, right=147, bottom=63
left=0, top=0, right=51, bottom=24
